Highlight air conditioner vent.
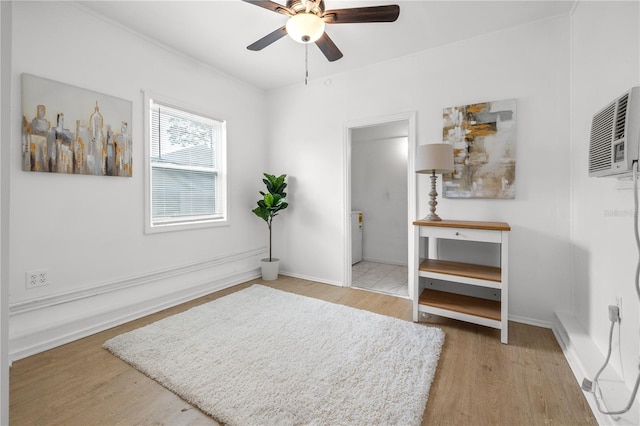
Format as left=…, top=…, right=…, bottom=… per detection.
left=614, top=93, right=629, bottom=141
left=588, top=86, right=640, bottom=178
left=589, top=103, right=615, bottom=173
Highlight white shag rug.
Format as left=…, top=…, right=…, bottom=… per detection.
left=103, top=284, right=444, bottom=425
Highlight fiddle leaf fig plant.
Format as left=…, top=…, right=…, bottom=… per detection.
left=253, top=173, right=288, bottom=262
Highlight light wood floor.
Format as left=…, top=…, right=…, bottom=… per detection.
left=10, top=276, right=597, bottom=425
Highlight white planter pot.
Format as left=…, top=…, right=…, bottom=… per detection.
left=260, top=258, right=280, bottom=281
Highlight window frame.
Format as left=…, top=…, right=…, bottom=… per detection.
left=143, top=91, right=228, bottom=234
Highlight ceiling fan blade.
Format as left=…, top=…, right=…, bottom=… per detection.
left=323, top=5, right=400, bottom=24
left=241, top=0, right=291, bottom=16
left=315, top=32, right=343, bottom=62
left=247, top=26, right=288, bottom=51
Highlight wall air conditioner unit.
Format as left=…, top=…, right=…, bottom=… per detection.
left=589, top=86, right=640, bottom=178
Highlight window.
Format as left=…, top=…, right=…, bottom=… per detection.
left=145, top=93, right=227, bottom=233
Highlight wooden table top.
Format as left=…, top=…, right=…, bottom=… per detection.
left=412, top=219, right=511, bottom=231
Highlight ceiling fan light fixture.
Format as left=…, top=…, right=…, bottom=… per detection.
left=286, top=13, right=325, bottom=43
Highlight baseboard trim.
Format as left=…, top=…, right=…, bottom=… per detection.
left=9, top=268, right=261, bottom=362
left=279, top=271, right=343, bottom=287
left=9, top=247, right=265, bottom=361
left=10, top=247, right=265, bottom=315
left=553, top=311, right=638, bottom=426
left=361, top=257, right=408, bottom=267
left=508, top=314, right=552, bottom=329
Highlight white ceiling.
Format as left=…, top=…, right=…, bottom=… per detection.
left=76, top=0, right=575, bottom=90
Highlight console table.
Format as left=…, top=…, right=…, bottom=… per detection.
left=412, top=219, right=511, bottom=344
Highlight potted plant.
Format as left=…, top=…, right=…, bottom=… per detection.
left=252, top=173, right=288, bottom=280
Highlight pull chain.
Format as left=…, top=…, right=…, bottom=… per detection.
left=305, top=43, right=309, bottom=85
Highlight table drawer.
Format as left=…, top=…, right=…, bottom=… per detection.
left=418, top=226, right=502, bottom=243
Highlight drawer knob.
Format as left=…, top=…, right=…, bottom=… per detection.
left=455, top=232, right=460, bottom=236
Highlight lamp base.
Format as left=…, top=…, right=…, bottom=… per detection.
left=426, top=172, right=443, bottom=222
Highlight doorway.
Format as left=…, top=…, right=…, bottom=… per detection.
left=344, top=113, right=416, bottom=298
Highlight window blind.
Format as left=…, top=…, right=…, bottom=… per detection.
left=150, top=100, right=223, bottom=225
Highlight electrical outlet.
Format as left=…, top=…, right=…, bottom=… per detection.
left=26, top=270, right=48, bottom=289
left=616, top=295, right=623, bottom=320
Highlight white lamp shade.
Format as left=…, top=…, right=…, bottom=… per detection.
left=286, top=14, right=326, bottom=43
left=416, top=143, right=454, bottom=174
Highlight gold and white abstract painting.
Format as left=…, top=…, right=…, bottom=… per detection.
left=22, top=74, right=132, bottom=177
left=442, top=99, right=516, bottom=199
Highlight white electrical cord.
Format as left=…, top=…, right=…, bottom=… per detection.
left=588, top=161, right=640, bottom=415
left=635, top=160, right=640, bottom=301
left=591, top=318, right=640, bottom=415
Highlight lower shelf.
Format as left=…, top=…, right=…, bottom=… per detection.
left=418, top=289, right=501, bottom=321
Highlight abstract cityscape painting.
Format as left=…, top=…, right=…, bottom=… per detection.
left=442, top=99, right=516, bottom=199
left=22, top=74, right=132, bottom=177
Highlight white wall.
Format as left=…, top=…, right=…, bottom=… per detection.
left=264, top=80, right=349, bottom=285
left=351, top=129, right=408, bottom=265
left=267, top=14, right=571, bottom=325
left=557, top=1, right=640, bottom=420
left=0, top=1, right=11, bottom=423
left=8, top=2, right=268, bottom=359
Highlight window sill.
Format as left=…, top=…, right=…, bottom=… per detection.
left=145, top=218, right=229, bottom=234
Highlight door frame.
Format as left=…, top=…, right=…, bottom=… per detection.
left=342, top=111, right=417, bottom=298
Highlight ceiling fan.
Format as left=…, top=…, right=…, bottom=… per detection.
left=242, top=0, right=400, bottom=62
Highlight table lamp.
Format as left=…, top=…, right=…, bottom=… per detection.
left=416, top=143, right=454, bottom=221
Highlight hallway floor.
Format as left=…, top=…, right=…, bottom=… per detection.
left=352, top=261, right=408, bottom=298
